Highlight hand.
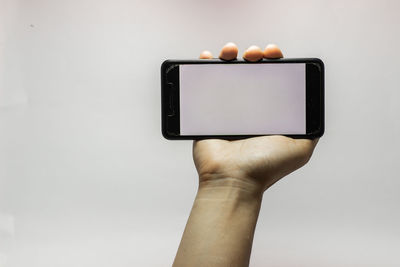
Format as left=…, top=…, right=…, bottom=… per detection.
left=174, top=44, right=319, bottom=266
left=194, top=43, right=319, bottom=196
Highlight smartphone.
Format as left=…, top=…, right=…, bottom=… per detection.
left=161, top=58, right=324, bottom=140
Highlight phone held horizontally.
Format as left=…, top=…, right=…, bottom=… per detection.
left=161, top=58, right=324, bottom=140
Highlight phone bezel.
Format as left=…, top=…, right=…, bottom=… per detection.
left=161, top=58, right=324, bottom=140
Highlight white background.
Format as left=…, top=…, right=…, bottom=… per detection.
left=1, top=0, right=399, bottom=266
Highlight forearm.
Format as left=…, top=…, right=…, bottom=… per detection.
left=173, top=178, right=263, bottom=267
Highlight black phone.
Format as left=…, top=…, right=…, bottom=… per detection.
left=161, top=58, right=324, bottom=140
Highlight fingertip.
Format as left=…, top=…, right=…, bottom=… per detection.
left=305, top=138, right=319, bottom=155
left=312, top=138, right=320, bottom=146
left=225, top=42, right=237, bottom=47
left=243, top=45, right=263, bottom=62
left=263, top=44, right=283, bottom=59
left=219, top=42, right=238, bottom=61
left=199, top=50, right=213, bottom=59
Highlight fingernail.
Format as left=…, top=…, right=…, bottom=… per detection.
left=265, top=44, right=277, bottom=49
left=247, top=45, right=261, bottom=51
left=200, top=50, right=213, bottom=59
left=225, top=42, right=237, bottom=47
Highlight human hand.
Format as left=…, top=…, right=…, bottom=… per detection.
left=194, top=43, right=319, bottom=197
left=175, top=45, right=318, bottom=265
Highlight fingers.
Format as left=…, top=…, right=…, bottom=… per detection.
left=293, top=138, right=319, bottom=165
left=243, top=45, right=264, bottom=62
left=200, top=42, right=239, bottom=61
left=219, top=42, right=238, bottom=61
left=200, top=43, right=284, bottom=61
left=312, top=138, right=319, bottom=146
left=242, top=44, right=283, bottom=61
left=199, top=50, right=213, bottom=59
left=263, top=44, right=283, bottom=59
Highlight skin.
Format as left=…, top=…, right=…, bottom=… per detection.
left=173, top=43, right=318, bottom=267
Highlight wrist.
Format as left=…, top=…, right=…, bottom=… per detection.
left=197, top=176, right=264, bottom=204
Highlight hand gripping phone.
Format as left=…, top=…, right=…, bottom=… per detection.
left=161, top=58, right=324, bottom=140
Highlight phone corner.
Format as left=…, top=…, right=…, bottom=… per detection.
left=161, top=127, right=175, bottom=140
left=312, top=58, right=325, bottom=71
left=161, top=126, right=169, bottom=139
left=161, top=59, right=172, bottom=72
left=314, top=127, right=325, bottom=138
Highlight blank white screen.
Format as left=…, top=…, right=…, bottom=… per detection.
left=180, top=63, right=306, bottom=135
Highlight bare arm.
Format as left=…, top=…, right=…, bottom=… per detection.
left=173, top=43, right=318, bottom=267
left=174, top=179, right=262, bottom=267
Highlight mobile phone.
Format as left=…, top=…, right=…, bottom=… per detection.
left=161, top=58, right=324, bottom=140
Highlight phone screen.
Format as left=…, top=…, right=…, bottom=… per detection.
left=179, top=63, right=306, bottom=135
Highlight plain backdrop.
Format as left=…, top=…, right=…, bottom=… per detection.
left=1, top=0, right=399, bottom=266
